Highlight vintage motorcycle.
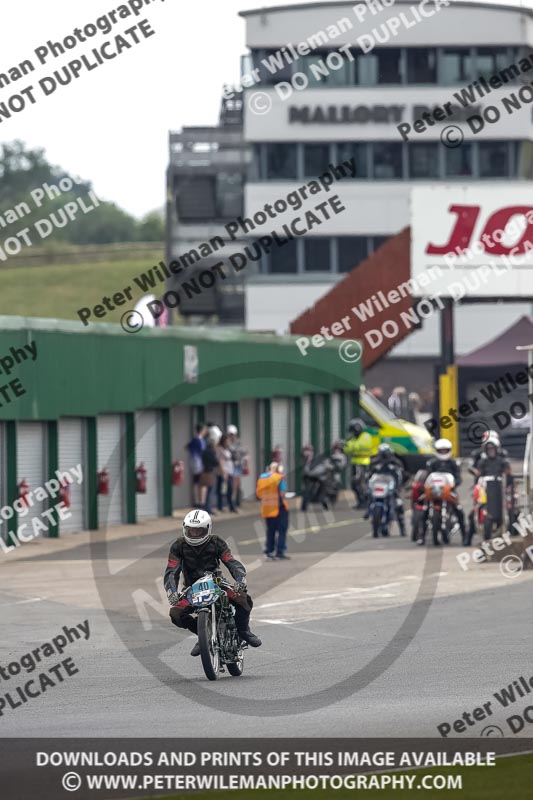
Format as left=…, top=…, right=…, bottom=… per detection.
left=183, top=573, right=246, bottom=681
left=424, top=472, right=461, bottom=546
left=368, top=472, right=396, bottom=537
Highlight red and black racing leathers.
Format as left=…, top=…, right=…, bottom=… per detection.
left=164, top=535, right=252, bottom=635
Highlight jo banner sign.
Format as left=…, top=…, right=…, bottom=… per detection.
left=410, top=185, right=533, bottom=298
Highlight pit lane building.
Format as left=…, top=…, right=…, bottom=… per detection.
left=0, top=318, right=359, bottom=536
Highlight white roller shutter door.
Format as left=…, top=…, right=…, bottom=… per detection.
left=97, top=415, right=124, bottom=527
left=272, top=398, right=291, bottom=473
left=135, top=410, right=161, bottom=521
left=170, top=405, right=191, bottom=509
left=239, top=399, right=257, bottom=499
left=301, top=396, right=311, bottom=449
left=58, top=419, right=85, bottom=533
left=316, top=396, right=325, bottom=454
left=17, top=422, right=46, bottom=534
left=331, top=392, right=341, bottom=443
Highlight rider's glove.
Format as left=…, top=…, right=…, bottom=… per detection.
left=167, top=591, right=181, bottom=606
left=235, top=578, right=247, bottom=593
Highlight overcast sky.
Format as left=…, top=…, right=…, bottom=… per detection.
left=1, top=0, right=530, bottom=217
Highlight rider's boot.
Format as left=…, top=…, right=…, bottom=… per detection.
left=190, top=641, right=201, bottom=657
left=235, top=603, right=262, bottom=647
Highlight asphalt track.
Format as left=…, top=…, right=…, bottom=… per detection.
left=1, top=496, right=532, bottom=740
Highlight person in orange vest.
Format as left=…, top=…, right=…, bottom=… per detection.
left=256, top=461, right=290, bottom=561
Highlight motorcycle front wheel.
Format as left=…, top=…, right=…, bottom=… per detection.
left=198, top=609, right=220, bottom=681
left=372, top=505, right=381, bottom=538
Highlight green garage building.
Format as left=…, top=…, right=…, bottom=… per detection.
left=0, top=318, right=361, bottom=537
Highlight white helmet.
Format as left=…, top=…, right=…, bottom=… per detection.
left=435, top=438, right=452, bottom=460
left=183, top=509, right=212, bottom=546
left=227, top=424, right=238, bottom=435
left=482, top=430, right=500, bottom=445
left=207, top=425, right=222, bottom=445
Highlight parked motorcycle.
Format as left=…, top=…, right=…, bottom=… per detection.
left=301, top=450, right=343, bottom=510
left=182, top=573, right=246, bottom=681
left=424, top=472, right=460, bottom=546
left=368, top=472, right=396, bottom=537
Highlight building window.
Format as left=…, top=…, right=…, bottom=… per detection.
left=335, top=143, right=368, bottom=178
left=304, top=144, right=331, bottom=177
left=268, top=238, right=298, bottom=273
left=252, top=49, right=293, bottom=84
left=372, top=142, right=403, bottom=178
left=476, top=47, right=512, bottom=81
left=407, top=143, right=439, bottom=179
left=266, top=144, right=297, bottom=179
left=338, top=237, right=368, bottom=272
left=479, top=142, right=509, bottom=178
left=371, top=236, right=388, bottom=252
left=440, top=48, right=473, bottom=83
left=303, top=52, right=354, bottom=87
left=304, top=237, right=331, bottom=271
left=360, top=48, right=402, bottom=84
left=445, top=144, right=473, bottom=177
left=407, top=48, right=437, bottom=83
left=216, top=172, right=243, bottom=218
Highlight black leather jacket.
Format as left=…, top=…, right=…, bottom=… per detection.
left=164, top=535, right=246, bottom=594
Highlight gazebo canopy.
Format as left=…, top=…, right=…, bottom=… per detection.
left=457, top=315, right=533, bottom=367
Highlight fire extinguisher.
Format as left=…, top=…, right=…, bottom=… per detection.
left=97, top=468, right=109, bottom=496
left=172, top=460, right=184, bottom=487
left=18, top=478, right=30, bottom=507
left=59, top=480, right=71, bottom=508
left=136, top=463, right=147, bottom=494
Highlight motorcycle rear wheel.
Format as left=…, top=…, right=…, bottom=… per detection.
left=198, top=609, right=220, bottom=681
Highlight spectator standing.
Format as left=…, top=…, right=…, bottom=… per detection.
left=256, top=462, right=290, bottom=561
left=199, top=428, right=220, bottom=514
left=186, top=423, right=207, bottom=506
left=227, top=424, right=247, bottom=508
left=216, top=434, right=237, bottom=512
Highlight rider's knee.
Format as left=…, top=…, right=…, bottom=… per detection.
left=169, top=607, right=188, bottom=628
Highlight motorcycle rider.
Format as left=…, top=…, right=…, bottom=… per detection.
left=164, top=509, right=262, bottom=656
left=367, top=443, right=406, bottom=536
left=423, top=438, right=466, bottom=545
left=471, top=430, right=508, bottom=472
left=343, top=418, right=376, bottom=509
left=474, top=436, right=514, bottom=534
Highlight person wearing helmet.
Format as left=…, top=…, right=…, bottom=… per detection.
left=424, top=439, right=466, bottom=544
left=164, top=509, right=262, bottom=656
left=343, top=418, right=375, bottom=509
left=473, top=436, right=514, bottom=535
left=367, top=442, right=406, bottom=535
left=471, top=430, right=508, bottom=471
